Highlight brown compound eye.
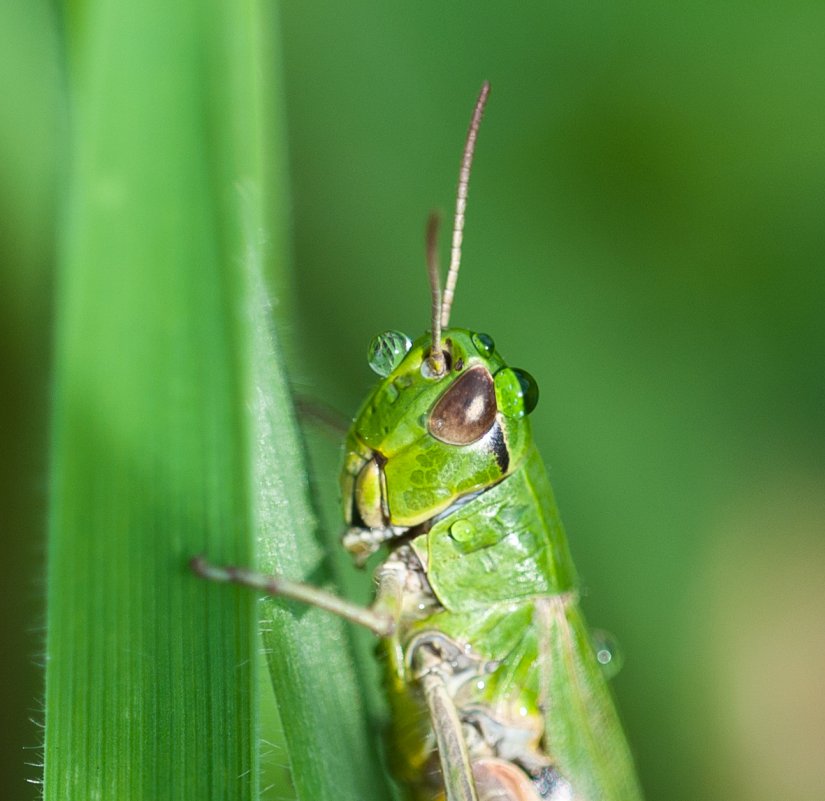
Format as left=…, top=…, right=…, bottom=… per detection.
left=427, top=366, right=497, bottom=445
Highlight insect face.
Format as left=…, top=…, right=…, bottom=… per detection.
left=341, top=328, right=538, bottom=551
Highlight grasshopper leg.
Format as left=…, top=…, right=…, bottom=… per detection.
left=189, top=555, right=403, bottom=637
left=410, top=634, right=481, bottom=801
left=419, top=671, right=547, bottom=801
left=420, top=669, right=480, bottom=801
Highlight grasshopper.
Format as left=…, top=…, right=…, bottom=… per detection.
left=193, top=82, right=644, bottom=801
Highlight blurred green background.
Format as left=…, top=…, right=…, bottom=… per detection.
left=2, top=1, right=824, bottom=800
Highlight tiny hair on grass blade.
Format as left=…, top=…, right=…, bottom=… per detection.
left=193, top=82, right=644, bottom=801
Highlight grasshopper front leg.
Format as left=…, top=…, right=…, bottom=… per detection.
left=190, top=554, right=402, bottom=637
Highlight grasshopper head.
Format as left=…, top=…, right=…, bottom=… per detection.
left=340, top=327, right=538, bottom=559
left=340, top=82, right=532, bottom=562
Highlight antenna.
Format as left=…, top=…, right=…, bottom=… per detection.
left=440, top=81, right=491, bottom=329
left=425, top=212, right=446, bottom=374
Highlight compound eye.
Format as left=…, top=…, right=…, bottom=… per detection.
left=427, top=366, right=497, bottom=445
left=367, top=330, right=412, bottom=377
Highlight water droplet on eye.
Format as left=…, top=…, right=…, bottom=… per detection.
left=449, top=519, right=474, bottom=543
left=494, top=367, right=539, bottom=418
left=367, top=330, right=412, bottom=377
left=512, top=369, right=538, bottom=415
left=475, top=679, right=486, bottom=691
left=471, top=332, right=496, bottom=357
left=591, top=629, right=624, bottom=679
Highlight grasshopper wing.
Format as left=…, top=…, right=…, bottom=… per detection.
left=536, top=597, right=643, bottom=801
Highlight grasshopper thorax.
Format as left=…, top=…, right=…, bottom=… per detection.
left=340, top=328, right=538, bottom=561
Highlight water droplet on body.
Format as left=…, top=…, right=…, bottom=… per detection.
left=449, top=519, right=475, bottom=543
left=493, top=367, right=539, bottom=418
left=472, top=331, right=496, bottom=357
left=591, top=629, right=624, bottom=679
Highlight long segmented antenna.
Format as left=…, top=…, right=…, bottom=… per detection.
left=440, top=81, right=491, bottom=329
left=426, top=212, right=446, bottom=375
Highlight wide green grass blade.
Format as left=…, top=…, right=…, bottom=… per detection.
left=45, top=1, right=273, bottom=798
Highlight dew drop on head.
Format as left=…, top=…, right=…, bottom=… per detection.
left=367, top=330, right=412, bottom=377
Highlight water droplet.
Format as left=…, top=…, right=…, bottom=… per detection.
left=512, top=368, right=538, bottom=414
left=471, top=332, right=496, bottom=357
left=591, top=629, right=624, bottom=679
left=449, top=519, right=474, bottom=543
left=367, top=330, right=412, bottom=377
left=476, top=679, right=486, bottom=691
left=494, top=367, right=539, bottom=418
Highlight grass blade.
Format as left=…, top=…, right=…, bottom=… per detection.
left=250, top=269, right=395, bottom=801
left=45, top=1, right=277, bottom=797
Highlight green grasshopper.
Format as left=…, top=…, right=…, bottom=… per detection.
left=192, top=82, right=644, bottom=801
